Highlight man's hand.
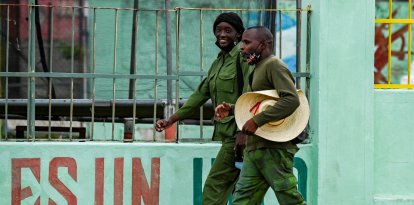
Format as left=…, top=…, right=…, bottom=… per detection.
left=215, top=102, right=232, bottom=121
left=234, top=132, right=247, bottom=162
left=242, top=118, right=258, bottom=135
left=155, top=119, right=170, bottom=132
left=154, top=114, right=179, bottom=132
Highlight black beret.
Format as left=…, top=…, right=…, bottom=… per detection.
left=213, top=12, right=245, bottom=34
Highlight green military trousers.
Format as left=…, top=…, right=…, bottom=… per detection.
left=202, top=138, right=240, bottom=205
left=232, top=148, right=305, bottom=205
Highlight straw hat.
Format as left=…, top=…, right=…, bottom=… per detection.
left=235, top=90, right=309, bottom=142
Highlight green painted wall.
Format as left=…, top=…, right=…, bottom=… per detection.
left=0, top=142, right=314, bottom=205
left=309, top=0, right=375, bottom=204
left=374, top=91, right=414, bottom=204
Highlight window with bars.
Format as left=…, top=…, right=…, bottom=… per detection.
left=375, top=0, right=414, bottom=88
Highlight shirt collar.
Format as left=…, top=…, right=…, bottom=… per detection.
left=217, top=43, right=241, bottom=58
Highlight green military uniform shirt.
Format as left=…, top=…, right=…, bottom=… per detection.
left=176, top=44, right=252, bottom=141
left=246, top=55, right=300, bottom=150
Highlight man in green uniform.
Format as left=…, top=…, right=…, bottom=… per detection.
left=155, top=13, right=252, bottom=204
left=217, top=26, right=306, bottom=204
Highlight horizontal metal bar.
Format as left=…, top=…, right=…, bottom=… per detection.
left=179, top=71, right=310, bottom=78
left=293, top=72, right=310, bottom=78
left=177, top=7, right=311, bottom=12
left=0, top=4, right=177, bottom=12
left=0, top=72, right=179, bottom=80
left=0, top=99, right=165, bottom=106
left=0, top=99, right=215, bottom=121
left=0, top=4, right=311, bottom=12
left=179, top=71, right=208, bottom=76
left=178, top=138, right=214, bottom=143
left=0, top=71, right=310, bottom=78
left=16, top=126, right=86, bottom=139
left=375, top=19, right=414, bottom=24
left=374, top=84, right=414, bottom=89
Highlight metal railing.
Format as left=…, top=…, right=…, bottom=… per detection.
left=0, top=2, right=312, bottom=142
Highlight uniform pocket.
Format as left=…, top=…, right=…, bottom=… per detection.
left=213, top=116, right=237, bottom=141
left=216, top=72, right=236, bottom=93
left=272, top=176, right=298, bottom=191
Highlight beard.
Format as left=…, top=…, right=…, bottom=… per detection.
left=240, top=51, right=261, bottom=65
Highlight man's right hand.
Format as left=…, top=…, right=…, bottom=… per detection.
left=155, top=114, right=179, bottom=132
left=155, top=119, right=169, bottom=132
left=215, top=102, right=232, bottom=121
left=234, top=132, right=247, bottom=162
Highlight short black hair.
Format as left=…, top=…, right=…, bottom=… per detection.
left=246, top=26, right=273, bottom=48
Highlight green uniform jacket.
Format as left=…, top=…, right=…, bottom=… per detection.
left=176, top=44, right=252, bottom=141
left=246, top=55, right=300, bottom=150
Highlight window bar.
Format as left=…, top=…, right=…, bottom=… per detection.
left=153, top=10, right=159, bottom=142
left=239, top=10, right=243, bottom=25
left=387, top=0, right=392, bottom=84
left=166, top=2, right=173, bottom=106
left=0, top=5, right=2, bottom=139
left=279, top=10, right=282, bottom=59
left=296, top=0, right=302, bottom=89
left=259, top=9, right=262, bottom=26
left=306, top=7, right=312, bottom=98
left=4, top=5, right=10, bottom=140
left=69, top=7, right=76, bottom=140
left=91, top=8, right=97, bottom=140
left=28, top=2, right=36, bottom=141
left=199, top=10, right=204, bottom=139
left=175, top=8, right=181, bottom=142
left=132, top=7, right=139, bottom=141
left=129, top=2, right=138, bottom=102
left=408, top=0, right=412, bottom=85
left=48, top=5, right=54, bottom=140
left=112, top=9, right=119, bottom=141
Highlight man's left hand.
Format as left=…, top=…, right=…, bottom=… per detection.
left=234, top=132, right=246, bottom=162
left=242, top=118, right=258, bottom=135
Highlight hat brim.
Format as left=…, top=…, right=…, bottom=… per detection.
left=235, top=90, right=310, bottom=142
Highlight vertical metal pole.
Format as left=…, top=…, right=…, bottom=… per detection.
left=153, top=10, right=159, bottom=142
left=4, top=6, right=10, bottom=140
left=129, top=0, right=139, bottom=99
left=408, top=0, right=412, bottom=84
left=164, top=0, right=175, bottom=141
left=163, top=5, right=176, bottom=142
left=199, top=10, right=204, bottom=139
left=305, top=7, right=311, bottom=99
left=112, top=9, right=119, bottom=141
left=79, top=0, right=88, bottom=99
left=47, top=4, right=52, bottom=66
left=131, top=7, right=139, bottom=141
left=296, top=0, right=302, bottom=89
left=268, top=0, right=276, bottom=53
left=175, top=8, right=181, bottom=142
left=28, top=0, right=37, bottom=140
left=91, top=8, right=97, bottom=140
left=0, top=5, right=3, bottom=140
left=259, top=10, right=262, bottom=26
left=70, top=7, right=75, bottom=140
left=48, top=6, right=54, bottom=140
left=387, top=0, right=393, bottom=84
left=279, top=11, right=282, bottom=59
left=166, top=0, right=173, bottom=105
